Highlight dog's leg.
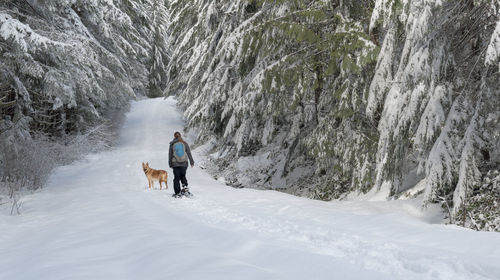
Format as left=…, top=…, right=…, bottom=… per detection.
left=159, top=179, right=163, bottom=190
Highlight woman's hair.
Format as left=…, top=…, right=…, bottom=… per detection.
left=174, top=131, right=184, bottom=143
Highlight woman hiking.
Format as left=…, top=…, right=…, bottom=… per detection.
left=169, top=131, right=195, bottom=197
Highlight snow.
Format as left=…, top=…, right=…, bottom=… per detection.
left=486, top=20, right=500, bottom=68
left=0, top=13, right=69, bottom=51
left=1, top=97, right=500, bottom=280
left=413, top=85, right=448, bottom=149
left=347, top=180, right=393, bottom=202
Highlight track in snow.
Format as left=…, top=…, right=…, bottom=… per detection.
left=1, top=98, right=499, bottom=280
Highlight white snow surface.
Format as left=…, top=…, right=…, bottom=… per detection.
left=1, top=98, right=500, bottom=280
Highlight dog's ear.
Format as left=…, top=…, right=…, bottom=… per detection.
left=146, top=162, right=149, bottom=166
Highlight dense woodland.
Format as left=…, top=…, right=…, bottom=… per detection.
left=0, top=0, right=169, bottom=200
left=1, top=0, right=499, bottom=230
left=166, top=0, right=500, bottom=230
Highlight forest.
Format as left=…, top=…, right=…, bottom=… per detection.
left=1, top=0, right=499, bottom=230
left=0, top=0, right=168, bottom=205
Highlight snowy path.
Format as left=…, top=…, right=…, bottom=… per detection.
left=1, top=98, right=500, bottom=280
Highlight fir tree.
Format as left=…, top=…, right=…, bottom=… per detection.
left=148, top=0, right=170, bottom=97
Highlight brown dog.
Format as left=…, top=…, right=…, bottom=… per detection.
left=142, top=162, right=168, bottom=190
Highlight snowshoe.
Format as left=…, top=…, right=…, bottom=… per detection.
left=172, top=193, right=182, bottom=198
left=181, top=187, right=193, bottom=198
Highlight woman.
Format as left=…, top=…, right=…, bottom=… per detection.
left=168, top=131, right=194, bottom=197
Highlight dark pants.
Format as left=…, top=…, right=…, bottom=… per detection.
left=173, top=166, right=188, bottom=194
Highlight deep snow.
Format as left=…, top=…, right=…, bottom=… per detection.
left=1, top=98, right=499, bottom=280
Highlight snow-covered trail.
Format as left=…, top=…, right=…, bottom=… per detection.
left=1, top=98, right=500, bottom=280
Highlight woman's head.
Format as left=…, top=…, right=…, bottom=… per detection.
left=174, top=131, right=184, bottom=142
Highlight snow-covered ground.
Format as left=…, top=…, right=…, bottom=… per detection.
left=1, top=98, right=499, bottom=280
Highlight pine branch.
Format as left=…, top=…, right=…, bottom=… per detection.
left=20, top=0, right=45, bottom=19
left=468, top=212, right=481, bottom=231
left=0, top=96, right=16, bottom=108
left=32, top=118, right=63, bottom=125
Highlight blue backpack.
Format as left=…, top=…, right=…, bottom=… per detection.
left=173, top=142, right=187, bottom=162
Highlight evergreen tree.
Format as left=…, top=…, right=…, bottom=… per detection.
left=148, top=0, right=169, bottom=97
left=0, top=0, right=160, bottom=194
left=165, top=0, right=500, bottom=230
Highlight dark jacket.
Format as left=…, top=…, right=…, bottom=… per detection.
left=169, top=138, right=194, bottom=168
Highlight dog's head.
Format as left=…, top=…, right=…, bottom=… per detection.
left=142, top=162, right=150, bottom=173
